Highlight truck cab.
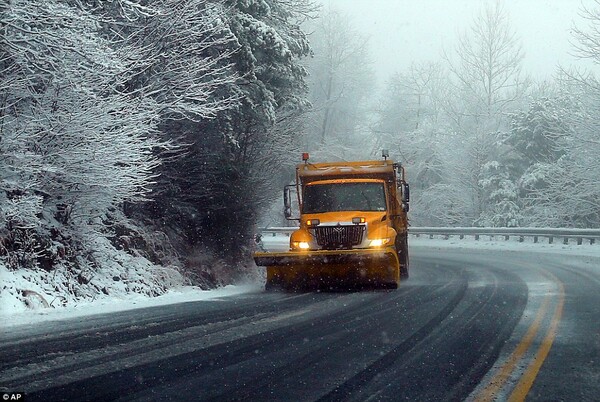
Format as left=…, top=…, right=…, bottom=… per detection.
left=255, top=152, right=410, bottom=290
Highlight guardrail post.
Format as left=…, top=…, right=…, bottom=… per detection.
left=505, top=235, right=509, bottom=241
left=533, top=236, right=538, bottom=243
left=459, top=234, right=464, bottom=239
left=563, top=237, right=569, bottom=245
left=591, top=238, right=596, bottom=245
left=548, top=236, right=553, bottom=244
left=519, top=236, right=524, bottom=243
left=474, top=234, right=479, bottom=240
left=577, top=237, right=583, bottom=245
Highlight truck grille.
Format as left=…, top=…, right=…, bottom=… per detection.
left=312, top=225, right=365, bottom=249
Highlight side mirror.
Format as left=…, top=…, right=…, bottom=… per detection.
left=283, top=185, right=297, bottom=220
left=284, top=186, right=292, bottom=218
left=401, top=182, right=410, bottom=203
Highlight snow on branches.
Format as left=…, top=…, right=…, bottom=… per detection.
left=1, top=0, right=163, bottom=228
left=117, top=0, right=239, bottom=121
left=0, top=0, right=241, bottom=303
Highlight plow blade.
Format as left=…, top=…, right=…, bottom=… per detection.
left=254, top=248, right=400, bottom=290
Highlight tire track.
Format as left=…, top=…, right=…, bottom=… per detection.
left=12, top=291, right=404, bottom=400
left=317, top=271, right=470, bottom=401
left=204, top=278, right=466, bottom=401
left=0, top=292, right=316, bottom=371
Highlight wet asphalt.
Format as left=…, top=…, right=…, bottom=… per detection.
left=1, top=247, right=599, bottom=401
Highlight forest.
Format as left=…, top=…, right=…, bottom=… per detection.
left=1, top=0, right=600, bottom=303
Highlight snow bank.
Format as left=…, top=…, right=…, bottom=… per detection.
left=409, top=235, right=600, bottom=258
left=0, top=263, right=260, bottom=328
left=0, top=230, right=188, bottom=319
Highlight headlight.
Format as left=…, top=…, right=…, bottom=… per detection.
left=369, top=238, right=391, bottom=247
left=292, top=241, right=310, bottom=250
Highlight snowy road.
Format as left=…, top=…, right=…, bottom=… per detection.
left=1, top=247, right=599, bottom=401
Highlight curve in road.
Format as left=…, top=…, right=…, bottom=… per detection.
left=1, top=247, right=598, bottom=401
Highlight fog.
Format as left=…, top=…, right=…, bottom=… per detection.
left=322, top=0, right=598, bottom=85
left=301, top=0, right=600, bottom=228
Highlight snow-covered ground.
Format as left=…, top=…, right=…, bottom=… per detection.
left=0, top=271, right=261, bottom=329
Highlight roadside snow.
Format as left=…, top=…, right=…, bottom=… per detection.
left=257, top=234, right=289, bottom=252
left=0, top=272, right=260, bottom=329
left=409, top=235, right=600, bottom=258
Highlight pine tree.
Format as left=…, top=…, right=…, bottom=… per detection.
left=145, top=0, right=315, bottom=266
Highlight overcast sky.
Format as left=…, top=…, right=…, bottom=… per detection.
left=322, top=0, right=599, bottom=86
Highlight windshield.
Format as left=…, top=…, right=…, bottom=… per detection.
left=303, top=182, right=386, bottom=213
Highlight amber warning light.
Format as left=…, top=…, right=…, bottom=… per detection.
left=302, top=152, right=309, bottom=162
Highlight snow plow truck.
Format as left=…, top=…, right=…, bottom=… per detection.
left=253, top=151, right=410, bottom=290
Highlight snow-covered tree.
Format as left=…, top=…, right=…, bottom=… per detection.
left=142, top=0, right=316, bottom=264
left=545, top=93, right=600, bottom=227
left=382, top=63, right=445, bottom=133
left=445, top=1, right=528, bottom=124
left=504, top=97, right=570, bottom=167
left=0, top=0, right=251, bottom=301
left=493, top=93, right=599, bottom=228
left=440, top=1, right=529, bottom=225
left=117, top=0, right=239, bottom=121
left=373, top=64, right=449, bottom=225
left=303, top=5, right=375, bottom=154
left=477, top=161, right=521, bottom=227
left=0, top=0, right=164, bottom=267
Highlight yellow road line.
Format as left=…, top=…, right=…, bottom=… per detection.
left=475, top=294, right=552, bottom=402
left=508, top=276, right=565, bottom=402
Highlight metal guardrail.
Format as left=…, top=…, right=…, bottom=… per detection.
left=258, top=227, right=600, bottom=245
left=258, top=227, right=298, bottom=235
left=410, top=227, right=600, bottom=245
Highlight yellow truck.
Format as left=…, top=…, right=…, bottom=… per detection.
left=254, top=151, right=410, bottom=290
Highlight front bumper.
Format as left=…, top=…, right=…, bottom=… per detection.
left=253, top=247, right=398, bottom=267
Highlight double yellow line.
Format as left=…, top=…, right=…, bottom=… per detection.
left=475, top=272, right=565, bottom=402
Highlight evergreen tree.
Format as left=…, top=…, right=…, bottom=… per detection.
left=145, top=0, right=315, bottom=268
left=477, top=162, right=521, bottom=227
